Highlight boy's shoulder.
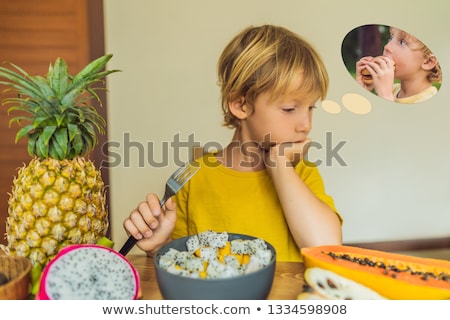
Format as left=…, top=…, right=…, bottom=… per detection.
left=296, top=159, right=319, bottom=170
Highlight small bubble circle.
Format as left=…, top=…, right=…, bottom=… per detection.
left=341, top=93, right=372, bottom=115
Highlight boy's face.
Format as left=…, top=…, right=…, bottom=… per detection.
left=240, top=84, right=318, bottom=149
left=383, top=28, right=428, bottom=81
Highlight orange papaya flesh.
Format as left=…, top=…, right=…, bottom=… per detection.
left=301, top=245, right=450, bottom=300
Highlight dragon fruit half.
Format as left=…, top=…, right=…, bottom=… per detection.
left=36, top=244, right=140, bottom=300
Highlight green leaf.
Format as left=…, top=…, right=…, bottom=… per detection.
left=4, top=101, right=36, bottom=115
left=54, top=127, right=68, bottom=157
left=81, top=107, right=106, bottom=135
left=30, top=75, right=57, bottom=102
left=49, top=58, right=69, bottom=99
left=67, top=123, right=78, bottom=141
left=54, top=114, right=65, bottom=127
left=33, top=116, right=51, bottom=129
left=42, top=125, right=57, bottom=146
left=70, top=54, right=113, bottom=88
left=0, top=65, right=43, bottom=99
left=49, top=138, right=65, bottom=160
left=1, top=55, right=119, bottom=154
left=80, top=125, right=95, bottom=155
left=86, top=87, right=102, bottom=105
left=15, top=124, right=34, bottom=143
left=9, top=116, right=33, bottom=127
left=60, top=88, right=82, bottom=107
left=36, top=135, right=49, bottom=158
left=80, top=122, right=96, bottom=140
left=72, top=133, right=83, bottom=156
left=27, top=133, right=38, bottom=157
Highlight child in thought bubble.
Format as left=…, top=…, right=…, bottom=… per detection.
left=356, top=26, right=441, bottom=103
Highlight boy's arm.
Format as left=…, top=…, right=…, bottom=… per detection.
left=265, top=143, right=342, bottom=249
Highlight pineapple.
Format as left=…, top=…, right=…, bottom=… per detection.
left=0, top=54, right=120, bottom=270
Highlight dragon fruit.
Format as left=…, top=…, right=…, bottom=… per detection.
left=36, top=244, right=140, bottom=300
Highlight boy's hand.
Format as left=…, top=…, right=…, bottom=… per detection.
left=123, top=193, right=177, bottom=255
left=357, top=56, right=395, bottom=100
left=356, top=56, right=375, bottom=90
left=265, top=138, right=312, bottom=170
left=366, top=55, right=395, bottom=100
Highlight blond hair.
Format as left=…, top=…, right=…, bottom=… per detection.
left=217, top=25, right=329, bottom=128
left=393, top=27, right=442, bottom=83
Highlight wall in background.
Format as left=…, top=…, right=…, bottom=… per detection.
left=104, top=0, right=450, bottom=254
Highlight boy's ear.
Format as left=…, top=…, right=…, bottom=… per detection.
left=422, top=55, right=438, bottom=71
left=228, top=96, right=249, bottom=120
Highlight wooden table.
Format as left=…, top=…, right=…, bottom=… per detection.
left=128, top=254, right=306, bottom=300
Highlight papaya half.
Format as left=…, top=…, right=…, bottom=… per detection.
left=301, top=245, right=450, bottom=300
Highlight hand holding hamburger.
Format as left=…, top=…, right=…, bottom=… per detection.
left=359, top=55, right=395, bottom=86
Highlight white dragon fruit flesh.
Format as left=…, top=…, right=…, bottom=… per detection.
left=36, top=244, right=140, bottom=300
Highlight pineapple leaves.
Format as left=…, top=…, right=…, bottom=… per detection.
left=36, top=135, right=49, bottom=158
left=67, top=123, right=78, bottom=141
left=42, top=126, right=57, bottom=145
left=54, top=127, right=69, bottom=158
left=0, top=64, right=42, bottom=99
left=71, top=132, right=84, bottom=158
left=70, top=54, right=113, bottom=88
left=60, top=88, right=82, bottom=108
left=48, top=58, right=69, bottom=100
left=15, top=124, right=34, bottom=143
left=27, top=132, right=39, bottom=157
left=30, top=75, right=57, bottom=103
left=0, top=54, right=120, bottom=160
left=49, top=139, right=65, bottom=160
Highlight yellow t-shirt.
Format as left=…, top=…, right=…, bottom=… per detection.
left=173, top=153, right=340, bottom=262
left=393, top=83, right=437, bottom=103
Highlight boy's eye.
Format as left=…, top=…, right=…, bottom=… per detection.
left=282, top=107, right=295, bottom=112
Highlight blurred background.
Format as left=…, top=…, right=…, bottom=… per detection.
left=342, top=24, right=391, bottom=75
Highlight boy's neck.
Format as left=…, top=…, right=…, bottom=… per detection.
left=398, top=76, right=433, bottom=98
left=215, top=131, right=266, bottom=172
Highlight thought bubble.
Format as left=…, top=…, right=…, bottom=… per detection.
left=321, top=93, right=372, bottom=115
left=341, top=93, right=372, bottom=114
left=341, top=24, right=441, bottom=104
left=321, top=100, right=342, bottom=114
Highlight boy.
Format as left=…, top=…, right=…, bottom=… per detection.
left=356, top=26, right=441, bottom=103
left=123, top=25, right=342, bottom=261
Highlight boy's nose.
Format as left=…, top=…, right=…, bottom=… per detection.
left=295, top=116, right=311, bottom=133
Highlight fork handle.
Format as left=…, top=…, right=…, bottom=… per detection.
left=118, top=235, right=138, bottom=256
left=118, top=197, right=169, bottom=256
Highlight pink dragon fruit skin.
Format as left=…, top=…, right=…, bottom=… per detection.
left=36, top=244, right=140, bottom=300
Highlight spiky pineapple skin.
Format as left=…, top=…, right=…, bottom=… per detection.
left=5, top=157, right=109, bottom=269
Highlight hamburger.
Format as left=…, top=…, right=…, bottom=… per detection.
left=361, top=56, right=395, bottom=85
left=361, top=68, right=373, bottom=85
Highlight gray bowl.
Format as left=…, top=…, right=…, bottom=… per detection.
left=154, top=233, right=276, bottom=300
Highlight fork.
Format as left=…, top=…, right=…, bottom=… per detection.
left=118, top=161, right=200, bottom=256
